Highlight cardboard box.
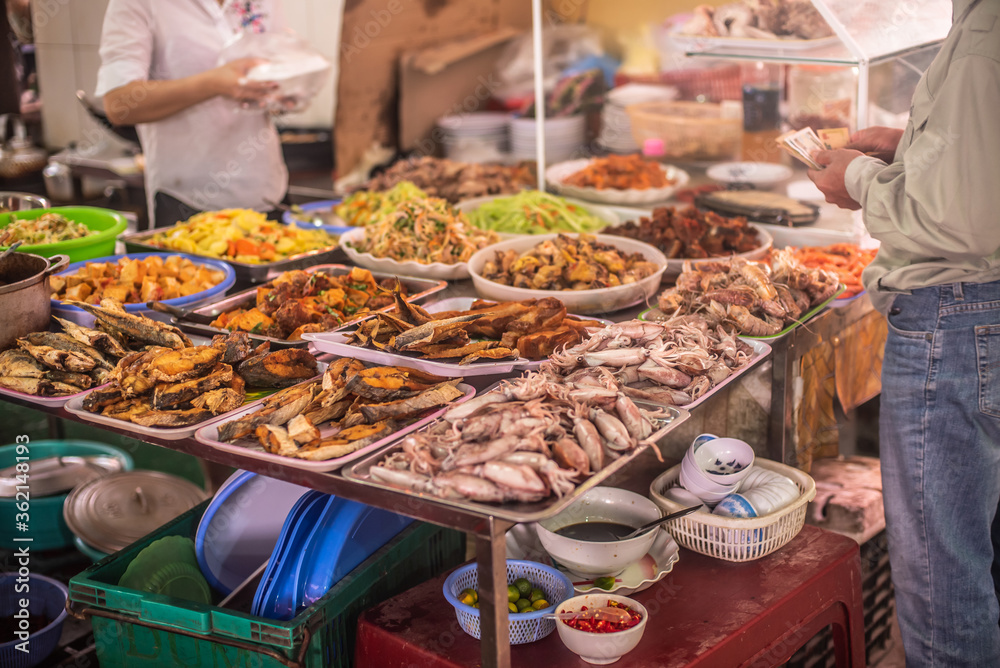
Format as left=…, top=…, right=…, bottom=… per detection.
left=398, top=28, right=521, bottom=156
left=334, top=0, right=532, bottom=175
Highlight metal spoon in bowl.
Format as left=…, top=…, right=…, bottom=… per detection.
left=545, top=606, right=632, bottom=623
left=617, top=504, right=703, bottom=541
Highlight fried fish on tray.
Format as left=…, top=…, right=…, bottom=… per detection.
left=345, top=292, right=603, bottom=362
left=77, top=331, right=319, bottom=430
left=213, top=359, right=466, bottom=462
left=65, top=298, right=192, bottom=349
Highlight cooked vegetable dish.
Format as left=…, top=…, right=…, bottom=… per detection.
left=348, top=196, right=498, bottom=265
left=465, top=191, right=607, bottom=235
left=0, top=212, right=91, bottom=245
left=146, top=209, right=338, bottom=264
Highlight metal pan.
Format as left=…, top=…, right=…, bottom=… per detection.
left=168, top=264, right=447, bottom=349
left=119, top=228, right=343, bottom=284
left=342, top=399, right=690, bottom=524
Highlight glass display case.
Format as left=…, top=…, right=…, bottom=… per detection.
left=669, top=0, right=951, bottom=129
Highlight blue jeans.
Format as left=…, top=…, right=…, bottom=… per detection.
left=880, top=282, right=1000, bottom=666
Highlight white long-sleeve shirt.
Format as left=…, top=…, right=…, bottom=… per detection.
left=845, top=0, right=1000, bottom=314
left=96, top=0, right=289, bottom=224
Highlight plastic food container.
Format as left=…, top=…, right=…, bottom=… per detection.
left=0, top=206, right=129, bottom=262
left=0, top=440, right=133, bottom=551
left=50, top=251, right=236, bottom=327
left=626, top=101, right=743, bottom=162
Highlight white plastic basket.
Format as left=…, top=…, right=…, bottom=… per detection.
left=649, top=459, right=816, bottom=562
left=442, top=559, right=574, bottom=644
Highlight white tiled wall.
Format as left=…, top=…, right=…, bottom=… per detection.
left=33, top=0, right=342, bottom=149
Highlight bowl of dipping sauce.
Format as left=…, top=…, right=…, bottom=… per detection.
left=534, top=486, right=661, bottom=578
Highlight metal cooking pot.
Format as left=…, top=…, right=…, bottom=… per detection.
left=0, top=252, right=69, bottom=349
left=0, top=191, right=49, bottom=213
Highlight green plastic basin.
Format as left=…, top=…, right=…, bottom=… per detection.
left=0, top=206, right=129, bottom=262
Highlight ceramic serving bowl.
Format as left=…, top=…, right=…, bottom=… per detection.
left=554, top=593, right=648, bottom=665
left=534, top=487, right=661, bottom=578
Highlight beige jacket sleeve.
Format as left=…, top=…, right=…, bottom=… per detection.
left=845, top=54, right=1000, bottom=263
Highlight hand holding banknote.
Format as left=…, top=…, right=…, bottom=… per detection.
left=845, top=126, right=905, bottom=163
left=807, top=148, right=865, bottom=210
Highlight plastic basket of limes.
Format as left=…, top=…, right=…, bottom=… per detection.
left=442, top=559, right=575, bottom=644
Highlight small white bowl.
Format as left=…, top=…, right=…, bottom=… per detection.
left=554, top=593, right=647, bottom=664
left=692, top=437, right=755, bottom=485
left=677, top=469, right=737, bottom=507
left=535, top=487, right=661, bottom=578
left=680, top=455, right=740, bottom=494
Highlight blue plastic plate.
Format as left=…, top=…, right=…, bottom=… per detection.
left=252, top=490, right=327, bottom=617
left=195, top=471, right=312, bottom=595
left=294, top=499, right=413, bottom=613
left=280, top=199, right=352, bottom=235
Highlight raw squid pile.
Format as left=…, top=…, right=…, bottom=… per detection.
left=656, top=250, right=841, bottom=337
left=542, top=318, right=755, bottom=406
left=370, top=371, right=671, bottom=504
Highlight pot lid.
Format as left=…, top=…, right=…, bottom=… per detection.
left=63, top=470, right=207, bottom=554
left=0, top=455, right=124, bottom=498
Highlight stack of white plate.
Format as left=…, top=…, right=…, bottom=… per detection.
left=598, top=84, right=678, bottom=154
left=508, top=115, right=586, bottom=163
left=437, top=112, right=511, bottom=162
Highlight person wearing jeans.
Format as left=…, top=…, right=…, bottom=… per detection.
left=809, top=1, right=1000, bottom=664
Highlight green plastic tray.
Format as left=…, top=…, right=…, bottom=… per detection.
left=69, top=499, right=465, bottom=668
left=0, top=206, right=129, bottom=262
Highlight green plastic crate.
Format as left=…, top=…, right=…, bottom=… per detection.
left=68, top=500, right=465, bottom=668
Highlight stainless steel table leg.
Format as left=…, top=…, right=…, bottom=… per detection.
left=476, top=517, right=512, bottom=668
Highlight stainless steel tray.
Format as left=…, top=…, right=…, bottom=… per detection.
left=170, top=264, right=448, bottom=349
left=342, top=402, right=690, bottom=523
left=120, top=228, right=343, bottom=284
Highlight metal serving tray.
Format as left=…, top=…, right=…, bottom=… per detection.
left=194, top=383, right=475, bottom=473
left=342, top=401, right=690, bottom=524
left=120, top=227, right=343, bottom=284
left=170, top=265, right=447, bottom=350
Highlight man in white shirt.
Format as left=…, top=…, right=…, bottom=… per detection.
left=96, top=0, right=289, bottom=226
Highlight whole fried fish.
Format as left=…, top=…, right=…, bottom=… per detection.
left=0, top=376, right=78, bottom=396
left=237, top=348, right=317, bottom=388
left=152, top=363, right=233, bottom=410
left=22, top=331, right=114, bottom=370
left=191, top=387, right=245, bottom=414
left=211, top=331, right=254, bottom=365
left=65, top=299, right=191, bottom=349
left=52, top=317, right=129, bottom=358
left=129, top=407, right=214, bottom=427
left=357, top=380, right=465, bottom=423
left=17, top=343, right=97, bottom=373
left=217, top=381, right=318, bottom=442
left=0, top=349, right=48, bottom=378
